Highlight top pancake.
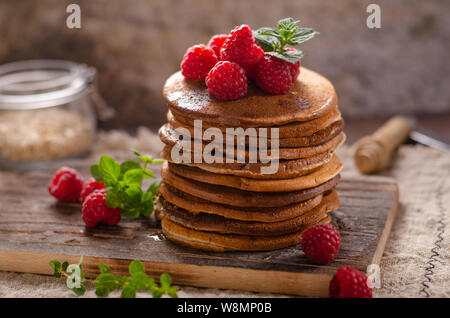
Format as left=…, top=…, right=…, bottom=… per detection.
left=163, top=67, right=337, bottom=126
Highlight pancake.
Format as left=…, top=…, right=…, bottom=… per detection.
left=163, top=67, right=338, bottom=126
left=158, top=119, right=344, bottom=149
left=165, top=155, right=342, bottom=192
left=161, top=144, right=336, bottom=179
left=161, top=125, right=345, bottom=160
left=167, top=107, right=342, bottom=139
left=159, top=190, right=339, bottom=236
left=161, top=214, right=332, bottom=252
left=160, top=169, right=341, bottom=208
left=158, top=182, right=324, bottom=222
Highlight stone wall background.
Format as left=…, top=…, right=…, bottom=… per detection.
left=0, top=0, right=449, bottom=131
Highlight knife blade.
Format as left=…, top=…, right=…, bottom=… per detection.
left=408, top=129, right=450, bottom=152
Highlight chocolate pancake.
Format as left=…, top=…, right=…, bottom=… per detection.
left=159, top=190, right=339, bottom=236
left=160, top=145, right=336, bottom=179
left=163, top=67, right=337, bottom=126
left=167, top=107, right=342, bottom=139
left=160, top=169, right=341, bottom=208
left=161, top=125, right=345, bottom=160
left=164, top=155, right=342, bottom=192
left=161, top=214, right=332, bottom=252
left=159, top=119, right=344, bottom=149
left=158, top=182, right=323, bottom=222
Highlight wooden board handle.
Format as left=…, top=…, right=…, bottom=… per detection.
left=354, top=116, right=411, bottom=174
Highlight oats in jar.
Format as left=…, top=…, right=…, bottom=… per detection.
left=0, top=108, right=94, bottom=162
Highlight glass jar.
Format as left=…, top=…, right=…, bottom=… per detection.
left=0, top=59, right=111, bottom=169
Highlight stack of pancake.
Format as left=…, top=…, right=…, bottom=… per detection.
left=156, top=67, right=345, bottom=252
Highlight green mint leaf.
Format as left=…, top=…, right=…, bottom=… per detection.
left=137, top=155, right=155, bottom=164
left=132, top=149, right=141, bottom=157
left=288, top=28, right=318, bottom=45
left=147, top=179, right=161, bottom=196
left=123, top=169, right=143, bottom=186
left=95, top=286, right=108, bottom=297
left=96, top=272, right=118, bottom=283
left=265, top=50, right=304, bottom=64
left=61, top=261, right=69, bottom=272
left=78, top=263, right=85, bottom=281
left=121, top=208, right=141, bottom=219
left=278, top=18, right=299, bottom=43
left=71, top=284, right=86, bottom=296
left=130, top=272, right=148, bottom=290
left=278, top=17, right=299, bottom=31
left=120, top=160, right=141, bottom=175
left=95, top=273, right=121, bottom=296
left=140, top=192, right=154, bottom=217
left=254, top=33, right=277, bottom=51
left=150, top=158, right=164, bottom=164
left=151, top=288, right=164, bottom=298
left=99, top=155, right=121, bottom=184
left=168, top=286, right=179, bottom=298
left=256, top=27, right=283, bottom=43
left=124, top=186, right=143, bottom=209
left=159, top=273, right=178, bottom=297
left=106, top=189, right=121, bottom=208
left=256, top=18, right=317, bottom=59
left=143, top=169, right=154, bottom=179
left=49, top=260, right=61, bottom=277
left=160, top=273, right=172, bottom=287
left=121, top=285, right=136, bottom=298
left=144, top=277, right=156, bottom=291
left=129, top=260, right=145, bottom=275
left=90, top=164, right=103, bottom=182
left=99, top=263, right=111, bottom=274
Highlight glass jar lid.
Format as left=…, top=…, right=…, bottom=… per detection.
left=0, top=59, right=96, bottom=110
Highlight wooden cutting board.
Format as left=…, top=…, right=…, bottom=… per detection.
left=0, top=159, right=398, bottom=297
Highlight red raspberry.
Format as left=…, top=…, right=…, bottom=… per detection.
left=80, top=177, right=105, bottom=202
left=285, top=48, right=301, bottom=80
left=180, top=44, right=218, bottom=79
left=242, top=63, right=258, bottom=80
left=82, top=189, right=121, bottom=227
left=206, top=61, right=247, bottom=100
left=255, top=55, right=294, bottom=94
left=207, top=34, right=228, bottom=59
left=220, top=25, right=264, bottom=68
left=301, top=224, right=340, bottom=264
left=329, top=266, right=373, bottom=298
left=48, top=167, right=83, bottom=202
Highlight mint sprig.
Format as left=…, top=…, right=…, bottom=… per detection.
left=90, top=150, right=162, bottom=219
left=253, top=17, right=318, bottom=64
left=49, top=259, right=178, bottom=298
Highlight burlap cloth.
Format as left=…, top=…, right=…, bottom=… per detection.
left=1, top=127, right=449, bottom=298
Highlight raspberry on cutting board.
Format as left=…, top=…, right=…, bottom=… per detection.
left=80, top=177, right=105, bottom=202
left=301, top=223, right=341, bottom=264
left=82, top=189, right=121, bottom=227
left=48, top=167, right=84, bottom=202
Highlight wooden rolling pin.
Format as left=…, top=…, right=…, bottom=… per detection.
left=354, top=116, right=411, bottom=174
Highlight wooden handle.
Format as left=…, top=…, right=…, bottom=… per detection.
left=354, top=116, right=411, bottom=174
